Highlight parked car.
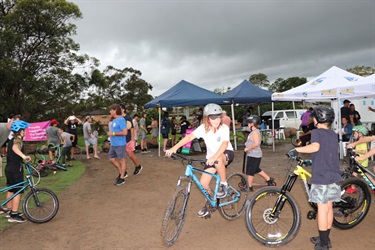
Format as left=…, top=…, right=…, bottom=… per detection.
left=261, top=109, right=306, bottom=129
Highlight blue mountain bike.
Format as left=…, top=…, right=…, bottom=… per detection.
left=161, top=154, right=249, bottom=246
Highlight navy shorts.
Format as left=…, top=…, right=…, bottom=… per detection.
left=245, top=156, right=262, bottom=176
left=204, top=150, right=234, bottom=170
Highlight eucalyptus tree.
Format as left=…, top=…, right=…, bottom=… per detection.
left=0, top=0, right=97, bottom=121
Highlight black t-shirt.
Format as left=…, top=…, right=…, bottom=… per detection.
left=123, top=115, right=134, bottom=143
left=340, top=107, right=353, bottom=120
left=180, top=120, right=190, bottom=134
left=67, top=122, right=79, bottom=135
left=310, top=129, right=342, bottom=185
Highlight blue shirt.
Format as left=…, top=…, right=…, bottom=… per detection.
left=111, top=116, right=127, bottom=146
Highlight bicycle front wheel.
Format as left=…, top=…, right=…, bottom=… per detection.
left=161, top=187, right=190, bottom=246
left=23, top=188, right=59, bottom=223
left=219, top=173, right=249, bottom=220
left=333, top=178, right=371, bottom=230
left=245, top=187, right=301, bottom=246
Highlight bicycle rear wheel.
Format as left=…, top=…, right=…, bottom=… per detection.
left=161, top=187, right=190, bottom=246
left=219, top=173, right=249, bottom=220
left=23, top=188, right=59, bottom=223
left=333, top=178, right=371, bottom=230
left=245, top=187, right=301, bottom=246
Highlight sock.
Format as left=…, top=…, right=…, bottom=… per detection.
left=10, top=212, right=18, bottom=217
left=327, top=228, right=331, bottom=241
left=318, top=230, right=329, bottom=246
left=220, top=182, right=228, bottom=186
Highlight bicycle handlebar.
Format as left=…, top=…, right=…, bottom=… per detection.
left=169, top=153, right=218, bottom=167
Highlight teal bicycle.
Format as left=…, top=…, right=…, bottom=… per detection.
left=161, top=154, right=249, bottom=246
left=0, top=162, right=59, bottom=223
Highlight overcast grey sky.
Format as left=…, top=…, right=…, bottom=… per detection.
left=70, top=0, right=375, bottom=97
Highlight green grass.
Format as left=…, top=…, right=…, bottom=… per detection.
left=0, top=158, right=85, bottom=231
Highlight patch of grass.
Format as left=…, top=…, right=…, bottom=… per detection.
left=0, top=159, right=85, bottom=231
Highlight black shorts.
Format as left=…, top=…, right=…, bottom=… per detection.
left=5, top=166, right=24, bottom=194
left=245, top=156, right=262, bottom=176
left=161, top=133, right=169, bottom=139
left=204, top=150, right=235, bottom=170
left=71, top=134, right=78, bottom=147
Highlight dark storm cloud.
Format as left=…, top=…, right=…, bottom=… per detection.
left=71, top=0, right=375, bottom=96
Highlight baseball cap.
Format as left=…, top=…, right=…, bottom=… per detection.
left=51, top=119, right=59, bottom=125
left=69, top=116, right=75, bottom=120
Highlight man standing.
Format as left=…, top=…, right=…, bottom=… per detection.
left=64, top=115, right=82, bottom=160
left=120, top=104, right=143, bottom=176
left=83, top=116, right=100, bottom=160
left=340, top=100, right=354, bottom=126
left=139, top=112, right=149, bottom=153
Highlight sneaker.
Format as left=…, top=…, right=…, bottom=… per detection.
left=124, top=171, right=128, bottom=178
left=5, top=211, right=23, bottom=218
left=115, top=172, right=128, bottom=182
left=197, top=206, right=210, bottom=217
left=217, top=184, right=228, bottom=198
left=141, top=149, right=147, bottom=154
left=310, top=236, right=332, bottom=248
left=314, top=243, right=329, bottom=250
left=249, top=186, right=254, bottom=192
left=8, top=214, right=26, bottom=223
left=133, top=165, right=143, bottom=175
left=115, top=178, right=125, bottom=186
left=266, top=177, right=276, bottom=186
left=346, top=186, right=357, bottom=194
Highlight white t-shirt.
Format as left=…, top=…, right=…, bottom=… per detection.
left=192, top=124, right=233, bottom=159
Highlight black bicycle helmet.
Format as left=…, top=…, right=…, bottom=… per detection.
left=203, top=103, right=222, bottom=116
left=311, top=106, right=335, bottom=124
left=10, top=120, right=30, bottom=132
left=246, top=115, right=261, bottom=126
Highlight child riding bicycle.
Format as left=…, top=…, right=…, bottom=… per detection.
left=165, top=103, right=234, bottom=217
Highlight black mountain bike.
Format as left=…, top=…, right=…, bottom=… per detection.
left=245, top=154, right=371, bottom=247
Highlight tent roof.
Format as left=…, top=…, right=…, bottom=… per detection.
left=222, top=79, right=273, bottom=103
left=272, top=66, right=364, bottom=102
left=144, top=80, right=225, bottom=108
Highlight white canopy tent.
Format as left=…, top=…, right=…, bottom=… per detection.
left=271, top=66, right=375, bottom=158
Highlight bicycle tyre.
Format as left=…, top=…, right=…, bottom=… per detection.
left=290, top=135, right=300, bottom=147
left=161, top=187, right=190, bottom=246
left=245, top=187, right=301, bottom=246
left=54, top=163, right=67, bottom=171
left=218, top=173, right=249, bottom=220
left=22, top=188, right=59, bottom=223
left=333, top=178, right=371, bottom=230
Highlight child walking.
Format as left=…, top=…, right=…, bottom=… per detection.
left=290, top=106, right=342, bottom=250
left=4, top=120, right=31, bottom=223
left=244, top=115, right=275, bottom=191
left=165, top=103, right=234, bottom=217
left=58, top=127, right=75, bottom=167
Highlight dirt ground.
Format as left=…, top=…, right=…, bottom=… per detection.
left=0, top=143, right=374, bottom=249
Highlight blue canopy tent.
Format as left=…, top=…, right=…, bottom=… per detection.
left=144, top=80, right=225, bottom=108
left=144, top=80, right=226, bottom=156
left=222, top=80, right=273, bottom=150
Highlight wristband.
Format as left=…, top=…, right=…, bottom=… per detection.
left=112, top=132, right=115, bottom=136
left=22, top=155, right=26, bottom=159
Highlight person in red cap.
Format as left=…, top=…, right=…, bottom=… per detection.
left=46, top=119, right=61, bottom=162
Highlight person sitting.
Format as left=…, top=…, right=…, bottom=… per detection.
left=341, top=117, right=353, bottom=142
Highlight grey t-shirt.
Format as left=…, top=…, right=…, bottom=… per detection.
left=61, top=132, right=72, bottom=147
left=311, top=128, right=342, bottom=185
left=0, top=123, right=10, bottom=146
left=83, top=122, right=92, bottom=140
left=46, top=126, right=60, bottom=146
left=245, top=129, right=262, bottom=158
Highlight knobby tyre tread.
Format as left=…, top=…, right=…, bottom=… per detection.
left=22, top=188, right=59, bottom=223
left=333, top=177, right=371, bottom=230
left=219, top=173, right=249, bottom=220
left=161, top=187, right=189, bottom=246
left=245, top=187, right=301, bottom=247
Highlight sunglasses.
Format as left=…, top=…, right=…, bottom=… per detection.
left=208, top=114, right=222, bottom=120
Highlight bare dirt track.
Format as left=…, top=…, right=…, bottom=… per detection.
left=0, top=143, right=374, bottom=249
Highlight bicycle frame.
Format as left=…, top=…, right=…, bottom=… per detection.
left=346, top=149, right=375, bottom=190
left=0, top=163, right=34, bottom=207
left=176, top=163, right=240, bottom=209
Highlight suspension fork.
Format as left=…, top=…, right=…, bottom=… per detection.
left=270, top=174, right=298, bottom=217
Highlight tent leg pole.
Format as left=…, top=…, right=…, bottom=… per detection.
left=231, top=103, right=237, bottom=150
left=272, top=102, right=275, bottom=152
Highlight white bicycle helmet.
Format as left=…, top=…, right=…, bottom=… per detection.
left=203, top=103, right=222, bottom=116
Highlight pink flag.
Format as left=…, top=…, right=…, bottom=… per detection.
left=24, top=121, right=51, bottom=141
